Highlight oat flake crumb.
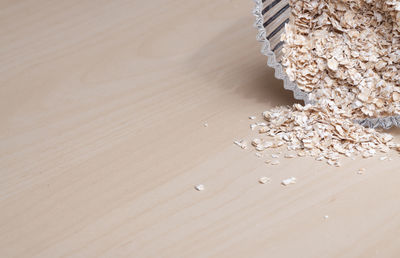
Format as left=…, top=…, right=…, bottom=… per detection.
left=259, top=177, right=271, bottom=184
left=284, top=154, right=296, bottom=158
left=271, top=160, right=280, bottom=165
left=282, top=177, right=296, bottom=186
left=358, top=168, right=366, bottom=174
left=234, top=140, right=247, bottom=149
left=194, top=184, right=205, bottom=191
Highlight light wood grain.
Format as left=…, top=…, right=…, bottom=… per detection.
left=1, top=1, right=400, bottom=257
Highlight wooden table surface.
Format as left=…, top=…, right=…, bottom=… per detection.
left=2, top=1, right=400, bottom=257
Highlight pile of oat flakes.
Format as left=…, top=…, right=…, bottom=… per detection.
left=283, top=0, right=400, bottom=118
left=242, top=0, right=400, bottom=166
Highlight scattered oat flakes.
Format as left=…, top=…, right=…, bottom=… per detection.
left=248, top=103, right=399, bottom=167
left=249, top=116, right=256, bottom=120
left=284, top=154, right=296, bottom=158
left=265, top=160, right=272, bottom=164
left=271, top=154, right=280, bottom=158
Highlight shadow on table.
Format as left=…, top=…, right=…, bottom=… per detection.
left=386, top=127, right=400, bottom=136
left=186, top=17, right=297, bottom=107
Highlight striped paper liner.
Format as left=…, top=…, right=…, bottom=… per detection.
left=253, top=0, right=400, bottom=129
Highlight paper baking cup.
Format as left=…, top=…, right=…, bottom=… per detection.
left=253, top=0, right=400, bottom=129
